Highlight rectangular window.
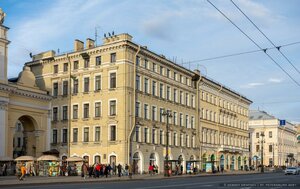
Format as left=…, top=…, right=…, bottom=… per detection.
left=135, top=102, right=140, bottom=117
left=83, top=104, right=89, bottom=118
left=144, top=104, right=149, bottom=119
left=152, top=81, right=156, bottom=96
left=62, top=129, right=68, bottom=143
left=144, top=128, right=148, bottom=143
left=185, top=93, right=189, bottom=106
left=185, top=115, right=189, bottom=128
left=180, top=113, right=183, bottom=127
left=62, top=106, right=68, bottom=120
left=159, top=130, right=163, bottom=145
left=152, top=129, right=155, bottom=144
left=136, top=75, right=140, bottom=91
left=110, top=73, right=116, bottom=89
left=84, top=128, right=89, bottom=142
left=53, top=107, right=58, bottom=121
left=167, top=86, right=171, bottom=100
left=136, top=56, right=140, bottom=66
left=173, top=133, right=177, bottom=146
left=63, top=63, right=68, bottom=72
left=159, top=84, right=164, bottom=98
left=73, top=128, right=78, bottom=142
left=160, top=66, right=164, bottom=75
left=95, top=126, right=100, bottom=142
left=95, top=75, right=101, bottom=91
left=152, top=63, right=156, bottom=72
left=63, top=81, right=68, bottom=95
left=167, top=69, right=170, bottom=78
left=160, top=108, right=164, bottom=122
left=73, top=79, right=78, bottom=94
left=110, top=125, right=116, bottom=141
left=256, top=145, right=260, bottom=152
left=73, top=105, right=78, bottom=119
left=269, top=145, right=272, bottom=152
left=144, top=59, right=148, bottom=69
left=73, top=61, right=79, bottom=70
left=84, top=77, right=90, bottom=92
left=152, top=106, right=156, bottom=121
left=191, top=116, right=194, bottom=128
left=53, top=83, right=58, bottom=97
left=95, top=56, right=101, bottom=66
left=256, top=132, right=259, bottom=138
left=95, top=102, right=101, bottom=117
left=173, top=72, right=177, bottom=81
left=144, top=78, right=149, bottom=93
left=173, top=112, right=177, bottom=125
left=84, top=59, right=89, bottom=68
left=52, top=130, right=57, bottom=144
left=110, top=100, right=116, bottom=116
left=180, top=134, right=183, bottom=146
left=110, top=53, right=116, bottom=63
left=269, top=131, right=272, bottom=138
left=53, top=65, right=58, bottom=74
left=135, top=126, right=140, bottom=142
left=173, top=89, right=177, bottom=102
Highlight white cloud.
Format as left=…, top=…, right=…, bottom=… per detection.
left=241, top=82, right=264, bottom=88
left=268, top=78, right=283, bottom=83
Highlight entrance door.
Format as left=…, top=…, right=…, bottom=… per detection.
left=230, top=156, right=235, bottom=170
left=133, top=152, right=139, bottom=174
left=220, top=155, right=224, bottom=170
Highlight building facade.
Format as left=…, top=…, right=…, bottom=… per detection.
left=249, top=110, right=298, bottom=168
left=0, top=8, right=52, bottom=158
left=27, top=33, right=251, bottom=173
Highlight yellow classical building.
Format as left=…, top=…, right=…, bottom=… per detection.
left=26, top=33, right=251, bottom=173
left=0, top=9, right=52, bottom=159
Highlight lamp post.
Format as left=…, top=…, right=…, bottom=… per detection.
left=162, top=109, right=172, bottom=176
left=260, top=132, right=265, bottom=173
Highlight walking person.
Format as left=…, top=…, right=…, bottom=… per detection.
left=19, top=164, right=26, bottom=181
left=148, top=164, right=153, bottom=175
left=104, top=165, right=109, bottom=178
left=117, top=164, right=122, bottom=177
left=125, top=164, right=129, bottom=176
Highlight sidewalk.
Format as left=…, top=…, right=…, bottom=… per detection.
left=0, top=170, right=262, bottom=187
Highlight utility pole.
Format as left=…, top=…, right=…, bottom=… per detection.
left=260, top=132, right=265, bottom=173
left=162, top=109, right=172, bottom=176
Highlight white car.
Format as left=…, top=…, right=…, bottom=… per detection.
left=285, top=167, right=299, bottom=175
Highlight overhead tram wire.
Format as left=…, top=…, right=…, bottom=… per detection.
left=207, top=0, right=300, bottom=88
left=230, top=0, right=300, bottom=75
left=180, top=41, right=300, bottom=65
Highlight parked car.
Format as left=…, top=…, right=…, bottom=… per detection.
left=284, top=167, right=299, bottom=175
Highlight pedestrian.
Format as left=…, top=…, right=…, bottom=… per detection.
left=217, top=166, right=220, bottom=173
left=107, top=164, right=112, bottom=177
left=125, top=164, right=129, bottom=176
left=221, top=166, right=224, bottom=173
left=128, top=164, right=132, bottom=179
left=117, top=164, right=122, bottom=177
left=104, top=165, right=108, bottom=178
left=2, top=163, right=7, bottom=176
left=95, top=163, right=100, bottom=178
left=148, top=164, right=153, bottom=175
left=19, top=164, right=26, bottom=181
left=180, top=165, right=183, bottom=175
left=81, top=162, right=88, bottom=179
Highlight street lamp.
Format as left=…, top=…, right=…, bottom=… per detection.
left=162, top=109, right=172, bottom=177
left=259, top=132, right=265, bottom=173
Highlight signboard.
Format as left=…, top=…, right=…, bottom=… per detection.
left=206, top=162, right=212, bottom=173
left=279, top=120, right=286, bottom=126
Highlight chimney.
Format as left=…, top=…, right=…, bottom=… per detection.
left=74, top=39, right=84, bottom=51
left=86, top=38, right=95, bottom=49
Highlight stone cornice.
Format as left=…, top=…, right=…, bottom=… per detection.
left=0, top=83, right=52, bottom=101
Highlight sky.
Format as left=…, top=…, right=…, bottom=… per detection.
left=1, top=0, right=300, bottom=123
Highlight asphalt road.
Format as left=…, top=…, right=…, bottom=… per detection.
left=4, top=172, right=300, bottom=189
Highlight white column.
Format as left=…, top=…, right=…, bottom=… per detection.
left=0, top=101, right=8, bottom=156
